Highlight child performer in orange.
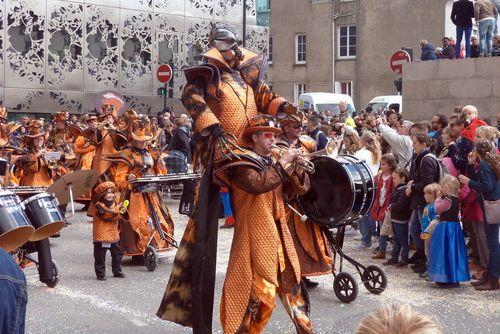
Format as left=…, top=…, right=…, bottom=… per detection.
left=92, top=181, right=127, bottom=281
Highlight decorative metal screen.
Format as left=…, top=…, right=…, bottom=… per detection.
left=0, top=0, right=267, bottom=116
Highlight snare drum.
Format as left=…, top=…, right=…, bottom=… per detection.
left=298, top=155, right=376, bottom=227
left=22, top=192, right=65, bottom=242
left=0, top=191, right=35, bottom=252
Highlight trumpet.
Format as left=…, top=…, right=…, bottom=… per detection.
left=272, top=145, right=315, bottom=174
left=99, top=121, right=116, bottom=131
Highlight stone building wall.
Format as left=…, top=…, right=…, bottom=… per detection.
left=403, top=58, right=500, bottom=121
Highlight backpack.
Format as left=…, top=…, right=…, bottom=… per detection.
left=420, top=153, right=449, bottom=183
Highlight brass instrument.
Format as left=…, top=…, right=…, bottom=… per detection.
left=99, top=121, right=116, bottom=131
left=308, top=140, right=338, bottom=158
left=43, top=151, right=61, bottom=170
left=272, top=145, right=315, bottom=174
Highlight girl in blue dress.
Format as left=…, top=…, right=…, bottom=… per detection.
left=428, top=175, right=470, bottom=287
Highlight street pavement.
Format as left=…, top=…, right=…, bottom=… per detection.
left=25, top=200, right=499, bottom=334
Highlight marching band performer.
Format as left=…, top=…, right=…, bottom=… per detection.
left=16, top=120, right=67, bottom=188
left=91, top=104, right=122, bottom=180
left=215, top=115, right=313, bottom=333
left=157, top=23, right=301, bottom=331
left=276, top=114, right=333, bottom=288
left=73, top=115, right=98, bottom=171
left=104, top=114, right=175, bottom=255
left=48, top=111, right=76, bottom=170
left=0, top=106, right=22, bottom=147
left=92, top=181, right=125, bottom=281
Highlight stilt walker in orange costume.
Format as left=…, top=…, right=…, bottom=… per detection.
left=104, top=114, right=174, bottom=255
left=216, top=115, right=313, bottom=333
left=157, top=23, right=301, bottom=332
left=276, top=115, right=333, bottom=288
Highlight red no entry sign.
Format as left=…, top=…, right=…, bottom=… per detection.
left=390, top=50, right=411, bottom=74
left=157, top=64, right=173, bottom=83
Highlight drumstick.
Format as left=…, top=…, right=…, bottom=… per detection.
left=286, top=203, right=308, bottom=222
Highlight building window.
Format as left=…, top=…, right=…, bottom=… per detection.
left=294, top=83, right=307, bottom=103
left=295, top=34, right=306, bottom=64
left=338, top=26, right=356, bottom=58
left=335, top=81, right=353, bottom=97
left=268, top=36, right=273, bottom=63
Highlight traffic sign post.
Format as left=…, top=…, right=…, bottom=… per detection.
left=390, top=50, right=411, bottom=75
left=157, top=64, right=173, bottom=113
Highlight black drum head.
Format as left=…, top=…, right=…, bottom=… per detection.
left=298, top=156, right=354, bottom=227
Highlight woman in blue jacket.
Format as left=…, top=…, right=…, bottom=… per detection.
left=420, top=40, right=437, bottom=61
left=459, top=139, right=500, bottom=291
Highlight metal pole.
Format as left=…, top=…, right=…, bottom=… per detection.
left=163, top=83, right=168, bottom=113
left=242, top=0, right=247, bottom=47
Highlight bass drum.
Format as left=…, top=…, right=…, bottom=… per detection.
left=298, top=155, right=376, bottom=228
left=0, top=191, right=35, bottom=252
left=22, top=192, right=65, bottom=242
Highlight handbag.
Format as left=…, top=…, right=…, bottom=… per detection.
left=380, top=209, right=393, bottom=236
left=483, top=198, right=500, bottom=224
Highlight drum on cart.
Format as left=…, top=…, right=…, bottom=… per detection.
left=298, top=155, right=376, bottom=227
left=22, top=192, right=65, bottom=242
left=0, top=191, right=35, bottom=252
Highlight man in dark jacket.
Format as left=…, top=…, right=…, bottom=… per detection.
left=436, top=37, right=456, bottom=59
left=449, top=114, right=475, bottom=174
left=168, top=116, right=192, bottom=173
left=451, top=0, right=475, bottom=58
left=429, top=114, right=448, bottom=156
left=306, top=115, right=328, bottom=150
left=406, top=129, right=440, bottom=274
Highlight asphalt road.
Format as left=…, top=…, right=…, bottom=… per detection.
left=24, top=200, right=499, bottom=334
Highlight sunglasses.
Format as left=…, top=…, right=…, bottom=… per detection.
left=261, top=132, right=276, bottom=139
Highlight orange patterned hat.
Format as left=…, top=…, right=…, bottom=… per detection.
left=100, top=103, right=118, bottom=120
left=95, top=181, right=117, bottom=199
left=25, top=120, right=46, bottom=138
left=243, top=114, right=281, bottom=139
left=53, top=111, right=68, bottom=123
left=129, top=114, right=153, bottom=142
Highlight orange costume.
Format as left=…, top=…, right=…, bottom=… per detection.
left=16, top=120, right=67, bottom=188
left=276, top=133, right=333, bottom=277
left=0, top=106, right=22, bottom=147
left=213, top=117, right=312, bottom=333
left=48, top=112, right=76, bottom=170
left=104, top=115, right=174, bottom=255
left=93, top=182, right=121, bottom=244
left=157, top=23, right=300, bottom=331
left=92, top=181, right=124, bottom=280
left=72, top=115, right=98, bottom=171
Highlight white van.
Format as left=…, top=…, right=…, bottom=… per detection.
left=368, top=95, right=402, bottom=114
left=299, top=92, right=355, bottom=116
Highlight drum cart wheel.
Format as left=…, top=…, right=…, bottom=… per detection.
left=44, top=260, right=59, bottom=288
left=361, top=265, right=387, bottom=294
left=324, top=224, right=388, bottom=303
left=333, top=272, right=358, bottom=303
left=144, top=245, right=158, bottom=271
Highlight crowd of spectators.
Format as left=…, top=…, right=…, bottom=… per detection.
left=421, top=0, right=499, bottom=60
